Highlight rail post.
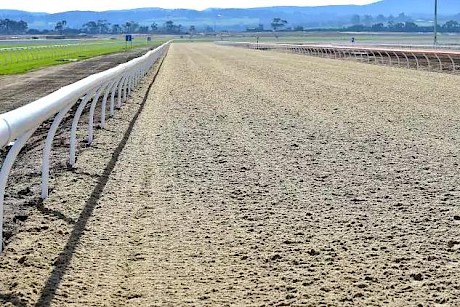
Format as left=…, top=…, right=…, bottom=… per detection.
left=69, top=91, right=97, bottom=167
left=401, top=52, right=410, bottom=68
left=392, top=52, right=400, bottom=66
left=433, top=53, right=442, bottom=70
left=384, top=51, right=392, bottom=66
left=447, top=54, right=456, bottom=71
left=422, top=54, right=431, bottom=70
left=1, top=128, right=37, bottom=254
left=88, top=84, right=109, bottom=145
left=411, top=53, right=420, bottom=69
left=100, top=80, right=117, bottom=129
left=41, top=104, right=74, bottom=199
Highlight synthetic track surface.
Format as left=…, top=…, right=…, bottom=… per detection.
left=1, top=43, right=460, bottom=306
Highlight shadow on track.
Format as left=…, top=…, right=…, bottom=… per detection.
left=0, top=293, right=27, bottom=307
left=33, top=54, right=168, bottom=307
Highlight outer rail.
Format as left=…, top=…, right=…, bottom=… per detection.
left=217, top=41, right=460, bottom=72
left=0, top=42, right=141, bottom=69
left=0, top=41, right=171, bottom=253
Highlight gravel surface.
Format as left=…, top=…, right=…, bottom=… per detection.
left=0, top=46, right=156, bottom=114
left=1, top=43, right=460, bottom=306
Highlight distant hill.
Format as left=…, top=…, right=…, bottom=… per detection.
left=1, top=0, right=460, bottom=30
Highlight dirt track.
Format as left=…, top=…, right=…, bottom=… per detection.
left=1, top=43, right=460, bottom=306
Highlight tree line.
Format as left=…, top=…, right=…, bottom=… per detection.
left=246, top=17, right=460, bottom=34
left=345, top=20, right=460, bottom=33
left=350, top=13, right=412, bottom=27
left=3, top=16, right=460, bottom=35
left=0, top=19, right=28, bottom=34
left=80, top=20, right=186, bottom=34
left=0, top=18, right=196, bottom=35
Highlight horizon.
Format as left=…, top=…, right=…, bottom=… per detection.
left=0, top=0, right=379, bottom=14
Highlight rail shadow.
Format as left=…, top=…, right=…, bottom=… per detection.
left=34, top=55, right=167, bottom=307
left=35, top=199, right=75, bottom=225
left=0, top=293, right=27, bottom=307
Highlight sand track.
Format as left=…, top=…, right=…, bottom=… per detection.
left=1, top=43, right=460, bottom=306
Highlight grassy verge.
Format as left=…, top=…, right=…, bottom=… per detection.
left=0, top=40, right=164, bottom=75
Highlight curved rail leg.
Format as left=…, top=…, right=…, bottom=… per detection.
left=1, top=128, right=37, bottom=254
left=127, top=76, right=132, bottom=97
left=376, top=51, right=384, bottom=64
left=434, top=53, right=442, bottom=71
left=69, top=92, right=95, bottom=167
left=423, top=54, right=431, bottom=70
left=117, top=76, right=127, bottom=108
left=411, top=53, right=419, bottom=69
left=369, top=51, right=376, bottom=63
left=41, top=104, right=74, bottom=198
left=88, top=85, right=107, bottom=145
left=384, top=51, right=392, bottom=66
left=447, top=54, right=456, bottom=71
left=402, top=52, right=410, bottom=68
left=111, top=78, right=123, bottom=116
left=392, top=52, right=400, bottom=66
left=123, top=76, right=130, bottom=102
left=101, top=81, right=117, bottom=129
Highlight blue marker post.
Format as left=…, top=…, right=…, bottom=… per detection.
left=125, top=34, right=133, bottom=50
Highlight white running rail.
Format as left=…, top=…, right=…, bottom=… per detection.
left=216, top=41, right=460, bottom=72
left=0, top=41, right=171, bottom=253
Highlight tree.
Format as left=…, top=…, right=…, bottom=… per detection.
left=189, top=25, right=196, bottom=38
left=17, top=20, right=28, bottom=33
left=83, top=21, right=98, bottom=34
left=0, top=19, right=28, bottom=34
left=271, top=18, right=288, bottom=31
left=96, top=20, right=110, bottom=34
left=123, top=21, right=139, bottom=33
left=163, top=20, right=182, bottom=33
left=443, top=20, right=460, bottom=31
left=376, top=14, right=386, bottom=23
left=396, top=12, right=408, bottom=22
left=371, top=23, right=385, bottom=31
left=164, top=20, right=175, bottom=33
left=363, top=15, right=373, bottom=26
left=139, top=26, right=149, bottom=33
left=111, top=24, right=122, bottom=34
left=351, top=14, right=361, bottom=25
left=404, top=21, right=418, bottom=31
left=55, top=20, right=66, bottom=35
left=391, top=22, right=405, bottom=31
left=151, top=22, right=158, bottom=32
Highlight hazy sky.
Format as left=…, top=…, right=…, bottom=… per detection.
left=1, top=0, right=379, bottom=13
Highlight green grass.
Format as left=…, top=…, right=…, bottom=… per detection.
left=0, top=40, right=163, bottom=75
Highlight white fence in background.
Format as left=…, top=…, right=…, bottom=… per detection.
left=0, top=41, right=136, bottom=66
left=0, top=41, right=171, bottom=253
left=216, top=41, right=460, bottom=72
